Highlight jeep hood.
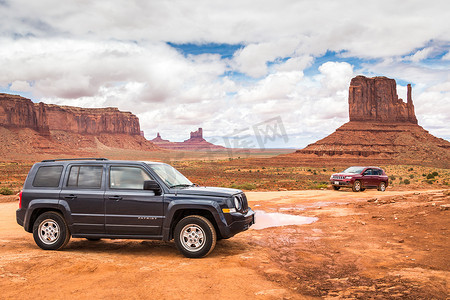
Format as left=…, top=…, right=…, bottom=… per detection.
left=171, top=186, right=241, bottom=197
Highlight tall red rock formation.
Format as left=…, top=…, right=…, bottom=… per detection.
left=151, top=128, right=226, bottom=150
left=295, top=76, right=450, bottom=168
left=0, top=93, right=159, bottom=157
left=348, top=76, right=417, bottom=123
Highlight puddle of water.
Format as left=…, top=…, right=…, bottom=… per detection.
left=252, top=210, right=318, bottom=230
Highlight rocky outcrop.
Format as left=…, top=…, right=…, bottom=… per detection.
left=349, top=76, right=417, bottom=124
left=0, top=94, right=50, bottom=134
left=0, top=94, right=141, bottom=135
left=295, top=76, right=450, bottom=168
left=151, top=128, right=226, bottom=151
left=0, top=93, right=160, bottom=156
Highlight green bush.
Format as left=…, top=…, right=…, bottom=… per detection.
left=426, top=173, right=435, bottom=179
left=0, top=187, right=14, bottom=195
left=432, top=171, right=439, bottom=177
left=408, top=167, right=414, bottom=171
left=229, top=183, right=257, bottom=190
left=389, top=175, right=396, bottom=181
left=409, top=174, right=414, bottom=179
left=403, top=179, right=410, bottom=184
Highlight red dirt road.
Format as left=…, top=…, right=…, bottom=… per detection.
left=0, top=189, right=448, bottom=299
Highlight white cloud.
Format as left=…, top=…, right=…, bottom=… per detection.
left=405, top=47, right=434, bottom=62
left=0, top=0, right=449, bottom=146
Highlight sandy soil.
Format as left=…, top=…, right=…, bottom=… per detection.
left=0, top=189, right=448, bottom=299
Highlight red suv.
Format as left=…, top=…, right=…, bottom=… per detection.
left=330, top=166, right=388, bottom=192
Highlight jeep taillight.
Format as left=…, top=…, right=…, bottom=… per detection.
left=18, top=191, right=23, bottom=209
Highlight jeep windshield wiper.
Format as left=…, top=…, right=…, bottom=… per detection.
left=169, top=184, right=192, bottom=189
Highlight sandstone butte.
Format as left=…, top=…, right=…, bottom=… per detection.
left=0, top=93, right=159, bottom=158
left=294, top=75, right=450, bottom=168
left=151, top=128, right=226, bottom=151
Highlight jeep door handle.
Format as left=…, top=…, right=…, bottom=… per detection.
left=64, top=195, right=77, bottom=200
left=108, top=196, right=122, bottom=201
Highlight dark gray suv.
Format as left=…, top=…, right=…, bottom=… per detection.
left=16, top=158, right=255, bottom=258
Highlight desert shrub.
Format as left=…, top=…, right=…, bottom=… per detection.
left=399, top=177, right=403, bottom=181
left=332, top=168, right=336, bottom=172
left=432, top=171, right=439, bottom=177
left=0, top=187, right=14, bottom=195
left=313, top=171, right=317, bottom=175
left=323, top=169, right=326, bottom=172
left=426, top=173, right=435, bottom=179
left=229, top=183, right=256, bottom=190
left=422, top=173, right=426, bottom=177
left=307, top=169, right=311, bottom=172
left=426, top=180, right=434, bottom=184
left=409, top=174, right=414, bottom=179
left=408, top=167, right=414, bottom=171
left=389, top=175, right=396, bottom=181
left=403, top=179, right=410, bottom=184
left=261, top=166, right=266, bottom=169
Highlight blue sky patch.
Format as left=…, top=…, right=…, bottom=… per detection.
left=167, top=42, right=244, bottom=59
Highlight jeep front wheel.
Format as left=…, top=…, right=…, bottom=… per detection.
left=33, top=212, right=70, bottom=250
left=352, top=180, right=361, bottom=192
left=174, top=215, right=217, bottom=258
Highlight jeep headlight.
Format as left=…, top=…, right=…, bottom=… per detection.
left=233, top=195, right=242, bottom=211
left=345, top=176, right=352, bottom=179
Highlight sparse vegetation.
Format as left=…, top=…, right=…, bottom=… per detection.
left=403, top=179, right=410, bottom=185
left=0, top=187, right=14, bottom=195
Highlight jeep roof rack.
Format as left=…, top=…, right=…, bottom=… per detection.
left=41, top=158, right=109, bottom=162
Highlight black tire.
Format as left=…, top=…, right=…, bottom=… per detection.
left=33, top=211, right=70, bottom=250
left=352, top=180, right=362, bottom=192
left=332, top=186, right=340, bottom=190
left=86, top=238, right=101, bottom=241
left=360, top=188, right=366, bottom=192
left=378, top=182, right=386, bottom=192
left=174, top=215, right=216, bottom=258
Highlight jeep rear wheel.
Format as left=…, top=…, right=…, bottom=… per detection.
left=33, top=212, right=70, bottom=250
left=352, top=180, right=361, bottom=192
left=378, top=182, right=386, bottom=192
left=174, top=215, right=216, bottom=258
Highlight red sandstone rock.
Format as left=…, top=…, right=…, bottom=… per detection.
left=296, top=76, right=450, bottom=168
left=349, top=76, right=417, bottom=124
left=0, top=93, right=159, bottom=155
left=0, top=94, right=141, bottom=135
left=151, top=128, right=226, bottom=151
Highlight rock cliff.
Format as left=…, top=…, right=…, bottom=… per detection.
left=0, top=93, right=159, bottom=157
left=295, top=76, right=450, bottom=168
left=151, top=128, right=226, bottom=150
left=0, top=94, right=141, bottom=135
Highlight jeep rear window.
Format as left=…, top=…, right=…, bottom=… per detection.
left=67, top=166, right=103, bottom=188
left=33, top=166, right=63, bottom=187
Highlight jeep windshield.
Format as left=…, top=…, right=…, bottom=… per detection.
left=147, top=163, right=193, bottom=188
left=342, top=166, right=365, bottom=174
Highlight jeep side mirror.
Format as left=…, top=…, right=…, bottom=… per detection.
left=143, top=180, right=162, bottom=195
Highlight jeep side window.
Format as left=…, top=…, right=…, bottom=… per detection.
left=33, top=166, right=63, bottom=187
left=67, top=166, right=103, bottom=188
left=110, top=166, right=151, bottom=190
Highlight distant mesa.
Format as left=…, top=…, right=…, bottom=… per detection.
left=0, top=93, right=159, bottom=157
left=151, top=128, right=226, bottom=151
left=295, top=75, right=450, bottom=168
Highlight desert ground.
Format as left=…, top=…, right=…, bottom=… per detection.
left=1, top=188, right=448, bottom=299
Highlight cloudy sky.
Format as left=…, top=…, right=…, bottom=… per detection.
left=1, top=0, right=449, bottom=148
